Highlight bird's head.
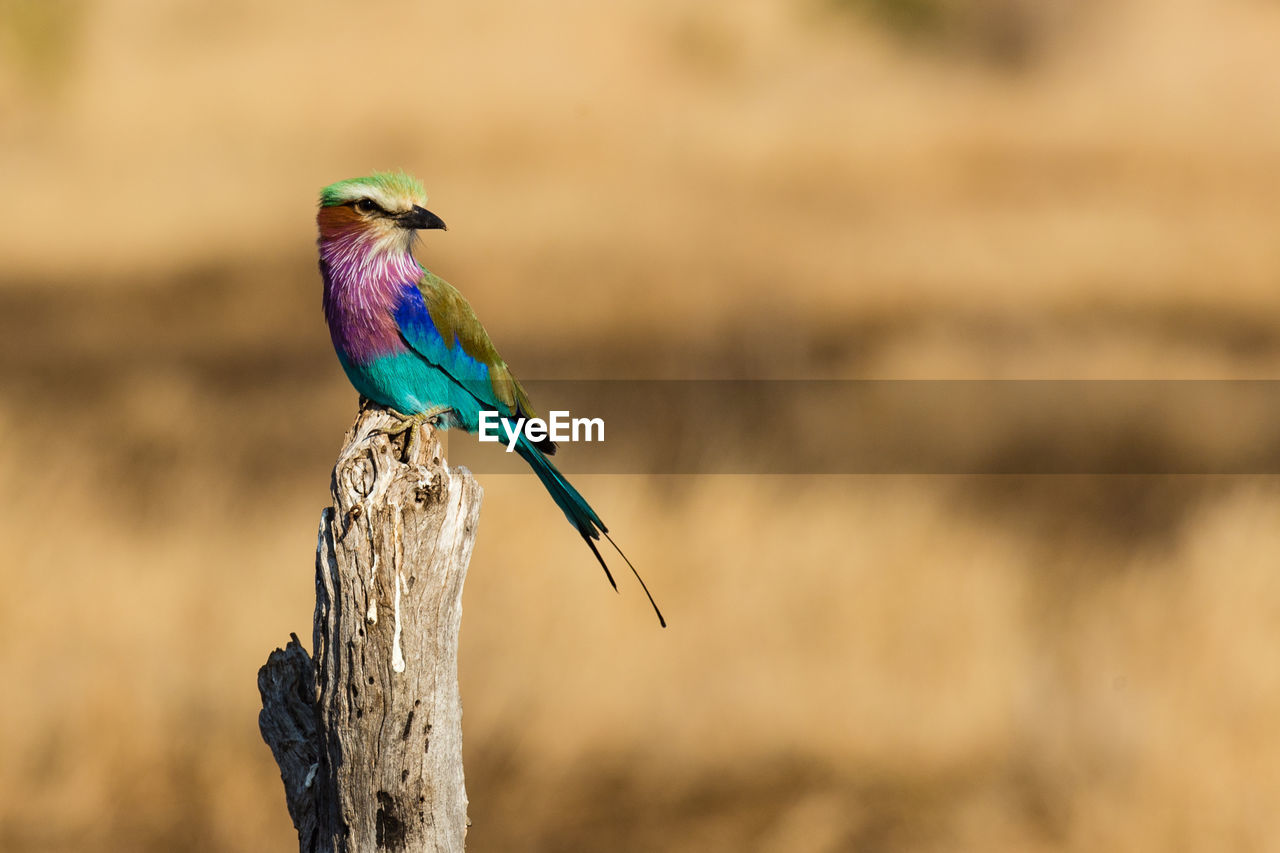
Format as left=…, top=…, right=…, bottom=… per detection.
left=317, top=172, right=446, bottom=254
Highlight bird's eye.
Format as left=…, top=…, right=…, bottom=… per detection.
left=355, top=199, right=379, bottom=214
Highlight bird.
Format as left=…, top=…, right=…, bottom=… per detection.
left=317, top=172, right=665, bottom=627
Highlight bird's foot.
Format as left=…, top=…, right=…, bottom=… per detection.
left=374, top=405, right=453, bottom=462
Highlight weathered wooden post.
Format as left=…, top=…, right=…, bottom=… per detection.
left=258, top=405, right=481, bottom=852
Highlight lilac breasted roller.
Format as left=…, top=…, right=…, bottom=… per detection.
left=317, top=172, right=664, bottom=626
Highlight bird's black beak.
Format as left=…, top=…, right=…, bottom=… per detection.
left=397, top=205, right=447, bottom=231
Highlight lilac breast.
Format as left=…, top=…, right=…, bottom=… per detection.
left=321, top=238, right=422, bottom=365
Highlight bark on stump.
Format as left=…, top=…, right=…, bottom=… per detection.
left=259, top=406, right=481, bottom=852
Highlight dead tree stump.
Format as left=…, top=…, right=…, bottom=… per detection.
left=259, top=406, right=482, bottom=852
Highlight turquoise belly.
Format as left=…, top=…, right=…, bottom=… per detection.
left=340, top=352, right=498, bottom=433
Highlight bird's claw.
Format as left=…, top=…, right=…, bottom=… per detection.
left=370, top=405, right=452, bottom=462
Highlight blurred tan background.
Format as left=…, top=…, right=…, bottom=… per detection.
left=5, top=0, right=1280, bottom=850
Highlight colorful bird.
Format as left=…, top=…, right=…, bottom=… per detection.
left=317, top=172, right=664, bottom=626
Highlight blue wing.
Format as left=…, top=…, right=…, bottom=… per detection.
left=392, top=274, right=550, bottom=452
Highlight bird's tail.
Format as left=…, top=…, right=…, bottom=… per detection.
left=514, top=435, right=666, bottom=627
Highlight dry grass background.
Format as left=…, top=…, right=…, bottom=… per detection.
left=4, top=0, right=1280, bottom=850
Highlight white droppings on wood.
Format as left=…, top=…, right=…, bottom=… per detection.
left=366, top=554, right=379, bottom=624
left=304, top=763, right=318, bottom=789
left=392, top=571, right=406, bottom=674
left=393, top=503, right=404, bottom=574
